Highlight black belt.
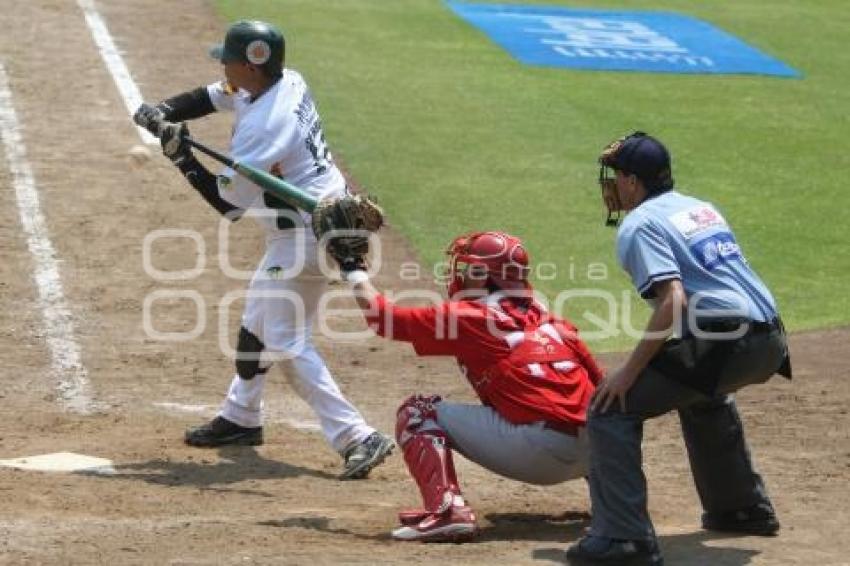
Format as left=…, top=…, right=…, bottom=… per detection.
left=696, top=316, right=784, bottom=335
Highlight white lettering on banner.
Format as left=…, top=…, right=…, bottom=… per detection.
left=516, top=15, right=715, bottom=67
left=527, top=17, right=685, bottom=52
left=552, top=47, right=714, bottom=66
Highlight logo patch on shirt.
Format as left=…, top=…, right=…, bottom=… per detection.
left=691, top=231, right=742, bottom=269
left=266, top=266, right=284, bottom=279
left=669, top=205, right=726, bottom=239
left=216, top=174, right=232, bottom=191
left=530, top=330, right=555, bottom=351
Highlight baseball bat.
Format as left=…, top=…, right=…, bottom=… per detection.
left=133, top=110, right=319, bottom=212
left=184, top=136, right=319, bottom=212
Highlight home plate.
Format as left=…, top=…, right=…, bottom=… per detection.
left=0, top=452, right=116, bottom=475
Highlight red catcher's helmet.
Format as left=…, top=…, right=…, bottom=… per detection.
left=446, top=231, right=530, bottom=297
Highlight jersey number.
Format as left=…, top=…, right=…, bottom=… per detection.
left=306, top=122, right=331, bottom=175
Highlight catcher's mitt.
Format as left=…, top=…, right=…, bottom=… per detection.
left=311, top=194, right=384, bottom=241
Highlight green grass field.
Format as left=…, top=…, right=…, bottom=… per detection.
left=216, top=0, right=849, bottom=349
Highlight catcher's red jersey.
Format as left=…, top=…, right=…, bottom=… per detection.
left=366, top=294, right=603, bottom=427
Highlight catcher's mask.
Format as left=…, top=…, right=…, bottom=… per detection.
left=598, top=131, right=674, bottom=227
left=446, top=231, right=530, bottom=298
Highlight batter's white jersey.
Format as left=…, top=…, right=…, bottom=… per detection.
left=207, top=69, right=347, bottom=235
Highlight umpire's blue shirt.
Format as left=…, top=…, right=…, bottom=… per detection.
left=617, top=190, right=777, bottom=322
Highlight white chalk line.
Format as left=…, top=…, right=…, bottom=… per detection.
left=152, top=401, right=211, bottom=414
left=76, top=0, right=157, bottom=145
left=0, top=64, right=93, bottom=414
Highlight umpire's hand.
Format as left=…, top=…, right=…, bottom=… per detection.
left=591, top=366, right=640, bottom=413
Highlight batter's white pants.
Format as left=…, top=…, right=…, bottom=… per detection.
left=219, top=232, right=374, bottom=454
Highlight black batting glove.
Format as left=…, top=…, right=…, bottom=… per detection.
left=160, top=122, right=192, bottom=166
left=133, top=102, right=165, bottom=136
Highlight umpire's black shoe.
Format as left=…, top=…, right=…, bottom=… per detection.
left=566, top=535, right=663, bottom=565
left=701, top=502, right=780, bottom=536
left=184, top=416, right=263, bottom=447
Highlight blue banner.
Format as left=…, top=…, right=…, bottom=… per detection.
left=446, top=2, right=800, bottom=77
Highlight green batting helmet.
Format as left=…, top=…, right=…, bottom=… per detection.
left=210, top=20, right=285, bottom=76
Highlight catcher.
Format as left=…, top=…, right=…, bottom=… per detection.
left=323, top=229, right=604, bottom=542
left=133, top=20, right=393, bottom=479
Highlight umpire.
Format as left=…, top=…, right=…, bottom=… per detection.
left=566, top=132, right=792, bottom=565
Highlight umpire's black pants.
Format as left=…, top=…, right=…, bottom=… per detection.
left=585, top=321, right=790, bottom=541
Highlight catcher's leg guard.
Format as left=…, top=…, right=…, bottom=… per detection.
left=395, top=394, right=463, bottom=514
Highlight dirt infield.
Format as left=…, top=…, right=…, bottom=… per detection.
left=1, top=1, right=848, bottom=565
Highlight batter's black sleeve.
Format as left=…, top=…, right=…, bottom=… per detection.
left=177, top=155, right=242, bottom=220
left=157, top=87, right=216, bottom=122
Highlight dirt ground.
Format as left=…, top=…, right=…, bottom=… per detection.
left=0, top=1, right=848, bottom=565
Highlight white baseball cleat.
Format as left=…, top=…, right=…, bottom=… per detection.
left=391, top=506, right=479, bottom=543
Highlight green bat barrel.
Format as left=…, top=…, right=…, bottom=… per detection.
left=182, top=136, right=319, bottom=212
left=234, top=162, right=319, bottom=213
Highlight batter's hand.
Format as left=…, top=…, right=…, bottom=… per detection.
left=133, top=103, right=165, bottom=136
left=590, top=366, right=639, bottom=413
left=160, top=122, right=191, bottom=165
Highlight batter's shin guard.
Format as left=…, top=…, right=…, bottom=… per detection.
left=235, top=327, right=265, bottom=381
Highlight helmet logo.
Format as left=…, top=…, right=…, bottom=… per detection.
left=246, top=40, right=271, bottom=65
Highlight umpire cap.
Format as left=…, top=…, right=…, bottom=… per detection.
left=210, top=20, right=285, bottom=76
left=600, top=132, right=674, bottom=193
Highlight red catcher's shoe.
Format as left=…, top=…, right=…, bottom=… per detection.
left=397, top=508, right=430, bottom=526
left=391, top=506, right=478, bottom=542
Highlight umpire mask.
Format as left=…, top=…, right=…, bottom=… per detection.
left=598, top=136, right=629, bottom=228
left=597, top=131, right=674, bottom=227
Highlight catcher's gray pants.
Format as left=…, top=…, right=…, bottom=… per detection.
left=587, top=325, right=789, bottom=541
left=435, top=402, right=588, bottom=485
